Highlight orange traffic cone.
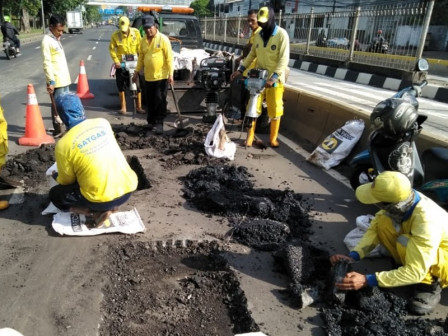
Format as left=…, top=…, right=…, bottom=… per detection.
left=76, top=60, right=94, bottom=99
left=19, top=84, right=55, bottom=146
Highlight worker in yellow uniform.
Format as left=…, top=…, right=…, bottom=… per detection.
left=231, top=9, right=262, bottom=123
left=49, top=93, right=138, bottom=227
left=231, top=6, right=289, bottom=148
left=0, top=97, right=9, bottom=210
left=41, top=14, right=71, bottom=136
left=109, top=16, right=144, bottom=115
left=132, top=14, right=173, bottom=135
left=331, top=171, right=448, bottom=315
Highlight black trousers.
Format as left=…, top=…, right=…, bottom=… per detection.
left=115, top=68, right=141, bottom=93
left=49, top=183, right=132, bottom=212
left=144, top=79, right=168, bottom=125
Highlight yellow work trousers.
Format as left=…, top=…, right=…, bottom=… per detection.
left=254, top=82, right=285, bottom=119
left=377, top=218, right=448, bottom=287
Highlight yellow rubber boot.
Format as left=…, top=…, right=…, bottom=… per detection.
left=119, top=91, right=127, bottom=115
left=0, top=200, right=9, bottom=210
left=270, top=118, right=281, bottom=148
left=244, top=120, right=256, bottom=147
left=136, top=92, right=145, bottom=114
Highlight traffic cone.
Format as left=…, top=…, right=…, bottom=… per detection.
left=19, top=84, right=55, bottom=146
left=76, top=60, right=94, bottom=99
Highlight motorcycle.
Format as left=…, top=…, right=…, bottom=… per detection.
left=367, top=38, right=388, bottom=54
left=349, top=61, right=448, bottom=203
left=3, top=38, right=17, bottom=60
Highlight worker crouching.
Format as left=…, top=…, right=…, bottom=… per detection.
left=49, top=93, right=138, bottom=227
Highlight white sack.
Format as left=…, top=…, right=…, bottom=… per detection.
left=307, top=119, right=365, bottom=170
left=343, top=214, right=388, bottom=257
left=51, top=207, right=145, bottom=236
left=204, top=114, right=236, bottom=160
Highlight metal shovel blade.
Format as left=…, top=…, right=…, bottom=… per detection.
left=170, top=85, right=190, bottom=129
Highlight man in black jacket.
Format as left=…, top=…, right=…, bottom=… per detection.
left=1, top=16, right=21, bottom=55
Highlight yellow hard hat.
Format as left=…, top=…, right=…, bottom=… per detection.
left=257, top=7, right=269, bottom=24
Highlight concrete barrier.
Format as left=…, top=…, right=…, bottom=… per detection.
left=282, top=85, right=448, bottom=160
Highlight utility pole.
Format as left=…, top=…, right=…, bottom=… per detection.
left=40, top=0, right=45, bottom=34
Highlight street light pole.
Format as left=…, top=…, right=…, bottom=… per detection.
left=40, top=0, right=45, bottom=34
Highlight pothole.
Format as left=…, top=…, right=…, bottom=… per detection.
left=100, top=240, right=259, bottom=336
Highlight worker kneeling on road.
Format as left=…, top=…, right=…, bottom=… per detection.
left=330, top=171, right=448, bottom=315
left=49, top=93, right=138, bottom=227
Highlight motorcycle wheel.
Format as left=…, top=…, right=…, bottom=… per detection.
left=349, top=164, right=376, bottom=190
left=5, top=50, right=11, bottom=60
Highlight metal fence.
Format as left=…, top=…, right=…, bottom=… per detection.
left=200, top=0, right=433, bottom=72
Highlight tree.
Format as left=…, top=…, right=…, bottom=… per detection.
left=191, top=0, right=212, bottom=17
left=85, top=5, right=102, bottom=25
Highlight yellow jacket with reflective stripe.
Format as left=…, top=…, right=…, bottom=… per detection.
left=55, top=118, right=138, bottom=203
left=242, top=25, right=289, bottom=83
left=353, top=193, right=448, bottom=287
left=0, top=99, right=8, bottom=169
left=136, top=31, right=173, bottom=82
left=242, top=27, right=262, bottom=77
left=41, top=33, right=71, bottom=87
left=109, top=28, right=142, bottom=64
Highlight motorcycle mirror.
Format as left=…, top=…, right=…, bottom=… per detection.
left=416, top=58, right=429, bottom=72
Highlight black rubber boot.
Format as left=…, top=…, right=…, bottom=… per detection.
left=409, top=281, right=442, bottom=315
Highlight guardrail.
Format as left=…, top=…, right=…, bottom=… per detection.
left=281, top=85, right=448, bottom=161
left=200, top=0, right=434, bottom=73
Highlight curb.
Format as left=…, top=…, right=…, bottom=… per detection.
left=203, top=41, right=448, bottom=104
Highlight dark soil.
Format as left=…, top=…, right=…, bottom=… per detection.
left=100, top=240, right=259, bottom=336
left=113, top=123, right=227, bottom=169
left=3, top=123, right=448, bottom=336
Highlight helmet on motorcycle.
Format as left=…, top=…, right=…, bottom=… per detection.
left=4, top=16, right=11, bottom=22
left=370, top=98, right=418, bottom=138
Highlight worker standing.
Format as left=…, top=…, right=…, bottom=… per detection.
left=330, top=171, right=448, bottom=315
left=231, top=9, right=262, bottom=123
left=132, top=14, right=174, bottom=135
left=49, top=93, right=138, bottom=227
left=231, top=6, right=289, bottom=148
left=109, top=16, right=144, bottom=115
left=41, top=14, right=71, bottom=136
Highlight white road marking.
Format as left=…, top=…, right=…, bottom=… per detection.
left=87, top=55, right=92, bottom=60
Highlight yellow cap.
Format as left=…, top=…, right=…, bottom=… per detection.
left=355, top=171, right=412, bottom=204
left=119, top=16, right=130, bottom=32
left=257, top=7, right=269, bottom=23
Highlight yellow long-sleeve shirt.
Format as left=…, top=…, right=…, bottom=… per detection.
left=353, top=192, right=448, bottom=288
left=41, top=32, right=71, bottom=88
left=136, top=31, right=173, bottom=82
left=242, top=25, right=290, bottom=83
left=109, top=28, right=142, bottom=65
left=55, top=118, right=138, bottom=203
left=0, top=98, right=8, bottom=169
left=242, top=26, right=262, bottom=77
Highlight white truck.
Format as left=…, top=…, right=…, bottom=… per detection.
left=66, top=10, right=83, bottom=34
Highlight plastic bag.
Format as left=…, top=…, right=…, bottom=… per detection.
left=307, top=119, right=364, bottom=170
left=343, top=214, right=388, bottom=257
left=204, top=114, right=237, bottom=160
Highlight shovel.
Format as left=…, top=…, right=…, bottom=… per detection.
left=170, top=85, right=189, bottom=130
